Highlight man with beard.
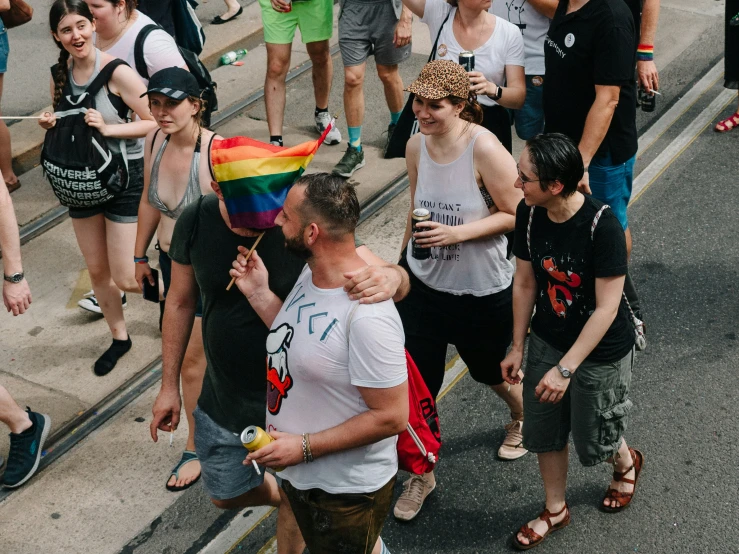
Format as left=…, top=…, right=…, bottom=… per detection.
left=232, top=172, right=407, bottom=554
left=150, top=179, right=408, bottom=553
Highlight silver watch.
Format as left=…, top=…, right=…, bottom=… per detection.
left=556, top=364, right=572, bottom=379
left=3, top=272, right=24, bottom=284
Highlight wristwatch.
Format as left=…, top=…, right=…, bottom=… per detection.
left=556, top=363, right=572, bottom=379
left=3, top=272, right=24, bottom=284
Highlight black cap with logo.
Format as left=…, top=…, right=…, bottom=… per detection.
left=140, top=67, right=201, bottom=100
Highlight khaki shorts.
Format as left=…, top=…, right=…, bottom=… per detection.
left=522, top=332, right=635, bottom=466
left=259, top=0, right=333, bottom=45
left=282, top=476, right=396, bottom=554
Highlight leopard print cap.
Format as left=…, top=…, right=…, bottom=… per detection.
left=405, top=59, right=470, bottom=100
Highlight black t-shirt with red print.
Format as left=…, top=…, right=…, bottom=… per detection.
left=513, top=197, right=634, bottom=362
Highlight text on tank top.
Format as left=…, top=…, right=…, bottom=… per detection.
left=407, top=131, right=513, bottom=296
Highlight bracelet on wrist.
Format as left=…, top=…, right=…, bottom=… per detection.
left=302, top=433, right=314, bottom=463
left=637, top=44, right=654, bottom=61
left=134, top=256, right=149, bottom=264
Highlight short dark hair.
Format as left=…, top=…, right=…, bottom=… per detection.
left=295, top=173, right=360, bottom=239
left=525, top=133, right=584, bottom=197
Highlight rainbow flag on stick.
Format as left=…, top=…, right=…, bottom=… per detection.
left=211, top=122, right=334, bottom=229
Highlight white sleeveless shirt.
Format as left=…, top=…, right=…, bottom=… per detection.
left=406, top=132, right=513, bottom=296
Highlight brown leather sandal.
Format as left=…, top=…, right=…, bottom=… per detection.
left=602, top=447, right=644, bottom=513
left=6, top=179, right=20, bottom=193
left=512, top=504, right=570, bottom=550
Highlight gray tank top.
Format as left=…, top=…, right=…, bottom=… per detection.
left=67, top=50, right=144, bottom=159
left=148, top=130, right=203, bottom=220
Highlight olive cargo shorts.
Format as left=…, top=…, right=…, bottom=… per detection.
left=522, top=332, right=635, bottom=466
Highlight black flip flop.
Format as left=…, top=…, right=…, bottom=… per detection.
left=211, top=6, right=243, bottom=25
left=166, top=450, right=201, bottom=492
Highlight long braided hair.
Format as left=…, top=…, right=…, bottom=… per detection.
left=49, top=0, right=95, bottom=109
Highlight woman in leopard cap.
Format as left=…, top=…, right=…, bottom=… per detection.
left=392, top=59, right=523, bottom=522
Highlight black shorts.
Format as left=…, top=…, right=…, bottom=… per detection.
left=396, top=266, right=513, bottom=399
left=67, top=157, right=144, bottom=223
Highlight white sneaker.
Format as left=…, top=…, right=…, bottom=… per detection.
left=315, top=111, right=341, bottom=145
left=393, top=472, right=436, bottom=521
left=78, top=290, right=127, bottom=314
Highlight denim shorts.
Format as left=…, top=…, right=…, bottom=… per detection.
left=510, top=75, right=545, bottom=141
left=67, top=157, right=144, bottom=223
left=522, top=332, right=635, bottom=467
left=193, top=405, right=265, bottom=501
left=158, top=246, right=203, bottom=317
left=0, top=22, right=8, bottom=74
left=588, top=151, right=636, bottom=230
left=283, top=476, right=396, bottom=554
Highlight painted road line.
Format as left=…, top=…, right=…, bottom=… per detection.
left=437, top=356, right=469, bottom=401
left=632, top=88, right=736, bottom=203
left=637, top=59, right=725, bottom=158
left=199, top=506, right=273, bottom=554
left=256, top=537, right=278, bottom=554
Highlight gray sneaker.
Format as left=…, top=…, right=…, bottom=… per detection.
left=315, top=112, right=342, bottom=145
left=332, top=146, right=365, bottom=178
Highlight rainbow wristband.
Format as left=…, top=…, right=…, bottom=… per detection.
left=637, top=44, right=654, bottom=61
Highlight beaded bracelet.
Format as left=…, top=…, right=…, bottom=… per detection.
left=637, top=44, right=654, bottom=61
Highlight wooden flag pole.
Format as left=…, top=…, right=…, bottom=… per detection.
left=226, top=231, right=266, bottom=291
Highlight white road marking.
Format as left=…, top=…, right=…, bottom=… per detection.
left=198, top=506, right=273, bottom=554
left=632, top=88, right=736, bottom=202
left=637, top=59, right=725, bottom=158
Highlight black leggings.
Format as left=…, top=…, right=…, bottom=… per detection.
left=396, top=269, right=513, bottom=400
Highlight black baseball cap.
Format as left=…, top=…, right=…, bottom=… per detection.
left=141, top=67, right=200, bottom=100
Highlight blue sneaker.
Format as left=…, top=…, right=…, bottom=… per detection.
left=2, top=408, right=51, bottom=488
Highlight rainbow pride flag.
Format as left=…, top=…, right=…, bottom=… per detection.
left=211, top=123, right=334, bottom=229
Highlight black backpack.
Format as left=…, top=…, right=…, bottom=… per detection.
left=41, top=59, right=130, bottom=209
left=134, top=24, right=217, bottom=127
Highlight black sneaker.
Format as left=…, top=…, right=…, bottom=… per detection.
left=332, top=146, right=365, bottom=178
left=2, top=408, right=51, bottom=488
left=383, top=123, right=397, bottom=158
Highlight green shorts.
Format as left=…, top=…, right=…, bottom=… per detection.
left=259, top=0, right=334, bottom=45
left=522, top=332, right=635, bottom=466
left=282, top=476, right=395, bottom=554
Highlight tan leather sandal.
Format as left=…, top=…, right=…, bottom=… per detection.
left=602, top=447, right=644, bottom=513
left=512, top=504, right=570, bottom=550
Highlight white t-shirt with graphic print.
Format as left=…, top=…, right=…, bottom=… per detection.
left=265, top=265, right=407, bottom=494
left=420, top=0, right=525, bottom=107
left=491, top=0, right=551, bottom=75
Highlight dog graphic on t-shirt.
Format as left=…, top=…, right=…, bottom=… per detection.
left=266, top=323, right=294, bottom=415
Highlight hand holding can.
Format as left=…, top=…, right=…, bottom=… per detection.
left=241, top=425, right=285, bottom=472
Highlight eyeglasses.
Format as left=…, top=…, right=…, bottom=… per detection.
left=516, top=164, right=541, bottom=186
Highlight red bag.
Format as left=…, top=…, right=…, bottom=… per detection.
left=346, top=306, right=441, bottom=474
left=397, top=350, right=441, bottom=475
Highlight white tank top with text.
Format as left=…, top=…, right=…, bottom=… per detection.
left=407, top=132, right=513, bottom=296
